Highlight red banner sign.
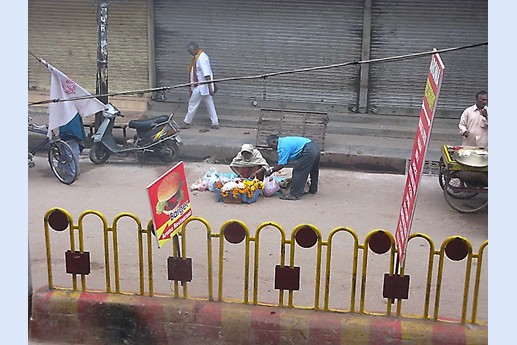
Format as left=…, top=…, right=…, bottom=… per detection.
left=395, top=52, right=445, bottom=267
left=146, top=161, right=192, bottom=248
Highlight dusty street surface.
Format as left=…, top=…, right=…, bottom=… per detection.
left=28, top=154, right=488, bottom=322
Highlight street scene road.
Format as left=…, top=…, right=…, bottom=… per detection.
left=22, top=1, right=498, bottom=342
left=28, top=151, right=488, bottom=325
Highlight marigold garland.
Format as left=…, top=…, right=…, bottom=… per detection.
left=218, top=179, right=264, bottom=199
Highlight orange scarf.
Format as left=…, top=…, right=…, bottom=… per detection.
left=187, top=49, right=204, bottom=88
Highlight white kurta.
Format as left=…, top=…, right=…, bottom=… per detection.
left=458, top=104, right=488, bottom=147
left=184, top=51, right=219, bottom=125
left=190, top=51, right=213, bottom=96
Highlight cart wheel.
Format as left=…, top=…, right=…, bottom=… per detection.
left=444, top=178, right=479, bottom=199
left=438, top=157, right=446, bottom=191
left=443, top=187, right=488, bottom=213
left=442, top=168, right=478, bottom=200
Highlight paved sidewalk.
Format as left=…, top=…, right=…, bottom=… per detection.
left=28, top=104, right=461, bottom=175
left=170, top=123, right=451, bottom=173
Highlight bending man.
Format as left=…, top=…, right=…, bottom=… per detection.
left=264, top=134, right=320, bottom=200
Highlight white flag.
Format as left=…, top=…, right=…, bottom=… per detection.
left=44, top=60, right=106, bottom=138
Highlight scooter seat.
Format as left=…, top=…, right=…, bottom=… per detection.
left=129, top=115, right=169, bottom=130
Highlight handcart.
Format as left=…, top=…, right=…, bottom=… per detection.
left=438, top=145, right=488, bottom=213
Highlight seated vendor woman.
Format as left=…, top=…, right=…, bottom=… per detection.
left=230, top=144, right=270, bottom=180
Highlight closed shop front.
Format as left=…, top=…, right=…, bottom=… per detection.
left=368, top=0, right=488, bottom=118
left=153, top=0, right=364, bottom=109
left=28, top=0, right=488, bottom=119
left=28, top=0, right=149, bottom=95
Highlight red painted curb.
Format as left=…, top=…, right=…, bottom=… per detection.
left=370, top=318, right=402, bottom=344
left=191, top=301, right=224, bottom=341
left=250, top=306, right=282, bottom=345
left=29, top=287, right=488, bottom=345
left=308, top=312, right=342, bottom=344
left=433, top=321, right=466, bottom=345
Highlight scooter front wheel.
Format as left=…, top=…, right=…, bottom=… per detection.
left=89, top=143, right=111, bottom=164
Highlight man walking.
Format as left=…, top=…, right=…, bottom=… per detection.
left=458, top=90, right=488, bottom=147
left=180, top=42, right=220, bottom=129
left=264, top=134, right=320, bottom=200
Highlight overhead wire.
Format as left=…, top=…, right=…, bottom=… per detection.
left=28, top=41, right=487, bottom=106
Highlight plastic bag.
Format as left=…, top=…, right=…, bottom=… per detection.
left=190, top=179, right=203, bottom=191
left=208, top=174, right=219, bottom=192
left=200, top=168, right=221, bottom=192
left=263, top=176, right=280, bottom=197
left=191, top=179, right=209, bottom=191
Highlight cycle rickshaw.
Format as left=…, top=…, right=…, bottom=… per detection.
left=438, top=144, right=488, bottom=213
left=28, top=117, right=78, bottom=185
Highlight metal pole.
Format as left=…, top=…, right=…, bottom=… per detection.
left=172, top=235, right=185, bottom=287
left=95, top=0, right=109, bottom=130
left=147, top=0, right=157, bottom=98
left=358, top=0, right=372, bottom=113
left=28, top=243, right=32, bottom=323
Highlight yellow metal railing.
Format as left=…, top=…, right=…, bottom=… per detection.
left=42, top=207, right=488, bottom=325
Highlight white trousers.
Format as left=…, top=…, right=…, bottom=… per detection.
left=183, top=87, right=219, bottom=125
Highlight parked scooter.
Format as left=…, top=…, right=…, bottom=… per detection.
left=89, top=103, right=182, bottom=164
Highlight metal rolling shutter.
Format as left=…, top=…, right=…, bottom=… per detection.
left=28, top=0, right=149, bottom=94
left=108, top=0, right=150, bottom=92
left=28, top=0, right=99, bottom=92
left=368, top=0, right=488, bottom=118
left=154, top=0, right=364, bottom=107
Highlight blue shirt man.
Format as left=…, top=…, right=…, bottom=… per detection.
left=264, top=134, right=320, bottom=200
left=277, top=136, right=312, bottom=165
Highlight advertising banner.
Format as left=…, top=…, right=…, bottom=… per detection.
left=395, top=52, right=445, bottom=267
left=146, top=161, right=192, bottom=248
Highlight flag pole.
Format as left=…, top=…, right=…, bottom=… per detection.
left=28, top=50, right=48, bottom=68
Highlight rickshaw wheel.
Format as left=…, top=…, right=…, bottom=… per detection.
left=438, top=157, right=446, bottom=191
left=444, top=187, right=488, bottom=213
left=439, top=158, right=478, bottom=199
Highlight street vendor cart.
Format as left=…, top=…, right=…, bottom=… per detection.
left=438, top=145, right=488, bottom=213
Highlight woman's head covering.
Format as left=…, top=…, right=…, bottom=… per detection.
left=230, top=144, right=269, bottom=167
left=240, top=144, right=254, bottom=154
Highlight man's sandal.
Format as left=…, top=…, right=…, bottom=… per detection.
left=279, top=194, right=299, bottom=201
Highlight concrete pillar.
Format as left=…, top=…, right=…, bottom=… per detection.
left=358, top=0, right=373, bottom=113
left=95, top=0, right=109, bottom=130
left=147, top=0, right=156, bottom=96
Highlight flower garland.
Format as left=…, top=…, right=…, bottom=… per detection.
left=215, top=179, right=264, bottom=199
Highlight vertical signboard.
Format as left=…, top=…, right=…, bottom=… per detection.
left=395, top=52, right=445, bottom=267
left=147, top=161, right=192, bottom=248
